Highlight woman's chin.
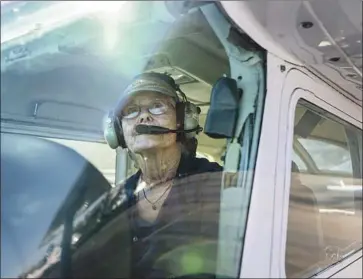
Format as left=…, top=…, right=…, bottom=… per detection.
left=132, top=139, right=163, bottom=153
left=128, top=134, right=176, bottom=154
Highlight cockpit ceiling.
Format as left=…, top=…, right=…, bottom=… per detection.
left=222, top=0, right=362, bottom=105
left=1, top=2, right=231, bottom=134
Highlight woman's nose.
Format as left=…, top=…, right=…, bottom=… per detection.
left=138, top=110, right=152, bottom=123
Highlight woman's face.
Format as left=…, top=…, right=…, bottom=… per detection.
left=121, top=91, right=177, bottom=154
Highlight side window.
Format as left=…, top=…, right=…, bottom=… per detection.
left=285, top=100, right=362, bottom=278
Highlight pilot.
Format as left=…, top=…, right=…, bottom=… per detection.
left=103, top=72, right=223, bottom=278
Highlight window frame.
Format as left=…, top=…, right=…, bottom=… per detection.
left=240, top=55, right=362, bottom=278
left=280, top=81, right=362, bottom=278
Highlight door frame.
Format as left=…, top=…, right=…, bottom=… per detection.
left=239, top=52, right=361, bottom=278
left=273, top=58, right=362, bottom=278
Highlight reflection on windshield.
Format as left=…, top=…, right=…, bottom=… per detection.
left=24, top=245, right=61, bottom=279
left=1, top=1, right=264, bottom=279
left=1, top=1, right=138, bottom=44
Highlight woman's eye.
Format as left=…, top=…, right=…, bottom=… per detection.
left=152, top=102, right=164, bottom=108
left=149, top=102, right=167, bottom=114
left=122, top=106, right=139, bottom=118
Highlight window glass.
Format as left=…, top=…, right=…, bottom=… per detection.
left=292, top=149, right=308, bottom=172
left=285, top=101, right=362, bottom=278
left=297, top=138, right=353, bottom=174
left=1, top=2, right=265, bottom=279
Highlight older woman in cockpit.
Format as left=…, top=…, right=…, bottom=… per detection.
left=103, top=72, right=223, bottom=278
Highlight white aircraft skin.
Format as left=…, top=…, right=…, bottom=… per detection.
left=222, top=1, right=362, bottom=278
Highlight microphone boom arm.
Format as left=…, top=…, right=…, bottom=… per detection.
left=135, top=124, right=203, bottom=135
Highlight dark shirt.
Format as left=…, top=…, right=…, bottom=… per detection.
left=122, top=154, right=223, bottom=278
left=62, top=154, right=223, bottom=279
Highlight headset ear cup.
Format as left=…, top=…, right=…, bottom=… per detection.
left=184, top=102, right=200, bottom=139
left=115, top=117, right=127, bottom=148
left=104, top=112, right=119, bottom=149
left=103, top=112, right=127, bottom=149
left=175, top=102, right=186, bottom=142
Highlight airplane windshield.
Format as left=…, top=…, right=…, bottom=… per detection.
left=1, top=2, right=266, bottom=279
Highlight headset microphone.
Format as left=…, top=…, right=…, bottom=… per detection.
left=135, top=124, right=202, bottom=135
left=135, top=125, right=172, bottom=134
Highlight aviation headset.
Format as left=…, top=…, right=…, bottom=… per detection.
left=104, top=72, right=202, bottom=149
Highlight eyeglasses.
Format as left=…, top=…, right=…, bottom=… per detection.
left=121, top=100, right=174, bottom=119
